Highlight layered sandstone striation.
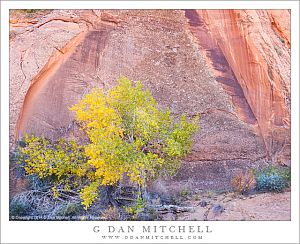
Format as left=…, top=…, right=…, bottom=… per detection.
left=9, top=10, right=290, bottom=193
left=195, top=10, right=291, bottom=164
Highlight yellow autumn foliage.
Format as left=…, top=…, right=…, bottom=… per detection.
left=18, top=77, right=199, bottom=209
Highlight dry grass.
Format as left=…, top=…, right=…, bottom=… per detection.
left=231, top=169, right=256, bottom=194
left=101, top=206, right=120, bottom=220
left=10, top=9, right=52, bottom=20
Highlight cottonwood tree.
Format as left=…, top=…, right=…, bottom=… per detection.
left=70, top=77, right=199, bottom=208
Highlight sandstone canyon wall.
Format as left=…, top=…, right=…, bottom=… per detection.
left=9, top=10, right=290, bottom=193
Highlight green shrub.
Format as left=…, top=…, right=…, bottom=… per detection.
left=179, top=188, right=189, bottom=198
left=20, top=9, right=40, bottom=13
left=124, top=196, right=146, bottom=218
left=254, top=165, right=290, bottom=192
left=11, top=9, right=53, bottom=17
left=256, top=174, right=287, bottom=192
left=56, top=203, right=81, bottom=217
left=10, top=201, right=31, bottom=216
left=254, top=165, right=290, bottom=183
left=16, top=135, right=89, bottom=199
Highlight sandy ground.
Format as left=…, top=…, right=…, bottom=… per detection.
left=160, top=191, right=290, bottom=221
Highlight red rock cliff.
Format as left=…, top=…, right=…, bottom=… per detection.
left=9, top=10, right=290, bottom=193
left=192, top=10, right=291, bottom=163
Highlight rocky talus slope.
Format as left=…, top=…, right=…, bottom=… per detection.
left=10, top=10, right=290, bottom=194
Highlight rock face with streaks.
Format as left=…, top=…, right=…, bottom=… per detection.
left=9, top=10, right=290, bottom=194
left=195, top=10, right=291, bottom=165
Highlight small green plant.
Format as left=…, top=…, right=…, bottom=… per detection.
left=258, top=165, right=290, bottom=182
left=145, top=207, right=159, bottom=220
left=192, top=194, right=200, bottom=201
left=57, top=203, right=81, bottom=217
left=179, top=188, right=189, bottom=198
left=124, top=197, right=146, bottom=218
left=256, top=174, right=287, bottom=192
left=205, top=191, right=214, bottom=198
left=254, top=165, right=290, bottom=192
left=9, top=201, right=31, bottom=216
left=19, top=9, right=41, bottom=13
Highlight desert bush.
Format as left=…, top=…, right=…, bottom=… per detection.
left=19, top=9, right=41, bottom=13
left=10, top=9, right=53, bottom=19
left=124, top=196, right=146, bottom=217
left=255, top=165, right=290, bottom=182
left=9, top=201, right=31, bottom=217
left=230, top=169, right=256, bottom=194
left=254, top=165, right=290, bottom=192
left=16, top=9, right=52, bottom=15
left=256, top=174, right=287, bottom=192
left=101, top=206, right=120, bottom=220
left=27, top=175, right=52, bottom=191
left=10, top=190, right=63, bottom=217
left=17, top=135, right=89, bottom=199
left=179, top=188, right=190, bottom=198
left=192, top=194, right=200, bottom=201
left=142, top=207, right=160, bottom=220
left=56, top=202, right=81, bottom=217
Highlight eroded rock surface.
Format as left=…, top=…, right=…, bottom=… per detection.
left=9, top=10, right=290, bottom=193
left=196, top=10, right=291, bottom=164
